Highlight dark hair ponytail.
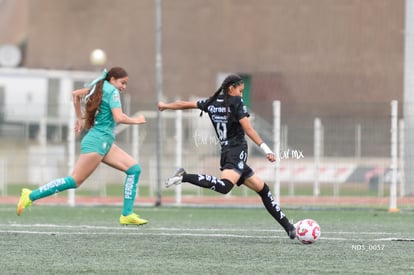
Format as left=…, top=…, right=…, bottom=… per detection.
left=200, top=74, right=243, bottom=117
left=199, top=86, right=222, bottom=116
left=85, top=80, right=104, bottom=129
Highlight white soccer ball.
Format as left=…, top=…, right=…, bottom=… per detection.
left=295, top=219, right=321, bottom=244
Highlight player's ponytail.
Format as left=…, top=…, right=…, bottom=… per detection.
left=84, top=80, right=104, bottom=129
left=199, top=87, right=222, bottom=117
left=200, top=74, right=243, bottom=117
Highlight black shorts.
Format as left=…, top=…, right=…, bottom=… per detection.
left=220, top=144, right=254, bottom=186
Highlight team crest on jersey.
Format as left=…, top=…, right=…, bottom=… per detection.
left=238, top=161, right=244, bottom=170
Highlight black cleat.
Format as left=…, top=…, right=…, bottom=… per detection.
left=288, top=224, right=296, bottom=240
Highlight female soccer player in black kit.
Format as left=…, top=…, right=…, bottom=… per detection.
left=157, top=74, right=296, bottom=239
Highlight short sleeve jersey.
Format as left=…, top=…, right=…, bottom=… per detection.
left=91, top=81, right=122, bottom=138
left=197, top=94, right=250, bottom=150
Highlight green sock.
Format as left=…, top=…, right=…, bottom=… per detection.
left=122, top=164, right=141, bottom=216
left=29, top=176, right=77, bottom=201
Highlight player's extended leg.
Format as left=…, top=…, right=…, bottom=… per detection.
left=17, top=152, right=102, bottom=216
left=103, top=144, right=147, bottom=225
left=244, top=174, right=296, bottom=239
left=166, top=168, right=235, bottom=194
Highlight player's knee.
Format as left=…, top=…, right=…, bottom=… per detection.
left=126, top=164, right=141, bottom=177
left=257, top=183, right=271, bottom=197
left=216, top=178, right=234, bottom=194
left=71, top=175, right=84, bottom=188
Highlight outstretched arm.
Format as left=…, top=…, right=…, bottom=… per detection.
left=239, top=117, right=276, bottom=162
left=112, top=108, right=146, bottom=125
left=158, top=101, right=198, bottom=111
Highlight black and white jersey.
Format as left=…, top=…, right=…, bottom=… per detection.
left=197, top=94, right=250, bottom=151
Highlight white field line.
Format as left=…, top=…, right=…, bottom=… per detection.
left=0, top=223, right=409, bottom=241
left=0, top=223, right=402, bottom=234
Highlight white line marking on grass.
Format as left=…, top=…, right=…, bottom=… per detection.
left=0, top=230, right=285, bottom=239
left=375, top=238, right=414, bottom=242
left=0, top=223, right=402, bottom=236
left=0, top=223, right=408, bottom=241
left=0, top=229, right=405, bottom=242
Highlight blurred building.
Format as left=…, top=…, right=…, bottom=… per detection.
left=1, top=0, right=402, bottom=105
left=0, top=0, right=406, bottom=157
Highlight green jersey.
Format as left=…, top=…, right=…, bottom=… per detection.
left=80, top=81, right=122, bottom=156
left=92, top=81, right=122, bottom=138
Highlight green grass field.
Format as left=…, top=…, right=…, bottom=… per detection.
left=1, top=205, right=413, bottom=274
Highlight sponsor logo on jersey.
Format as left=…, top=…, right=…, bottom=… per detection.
left=207, top=105, right=231, bottom=114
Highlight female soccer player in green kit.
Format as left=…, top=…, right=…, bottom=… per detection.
left=17, top=67, right=148, bottom=225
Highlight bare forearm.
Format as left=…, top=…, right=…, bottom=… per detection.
left=245, top=127, right=263, bottom=146
left=115, top=113, right=146, bottom=125
left=158, top=101, right=197, bottom=111
left=72, top=95, right=83, bottom=120
left=245, top=123, right=275, bottom=162
left=72, top=88, right=89, bottom=119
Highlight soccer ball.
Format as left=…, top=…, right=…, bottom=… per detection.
left=295, top=219, right=321, bottom=244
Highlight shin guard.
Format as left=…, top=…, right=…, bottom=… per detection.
left=29, top=176, right=77, bottom=201
left=182, top=173, right=234, bottom=194
left=257, top=183, right=292, bottom=233
left=122, top=164, right=141, bottom=216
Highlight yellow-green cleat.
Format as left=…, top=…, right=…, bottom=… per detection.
left=119, top=213, right=148, bottom=226
left=17, top=188, right=32, bottom=216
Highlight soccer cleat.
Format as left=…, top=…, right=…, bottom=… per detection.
left=119, top=213, right=148, bottom=226
left=165, top=167, right=186, bottom=188
left=288, top=223, right=296, bottom=240
left=16, top=188, right=33, bottom=216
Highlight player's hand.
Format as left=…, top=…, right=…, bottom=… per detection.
left=266, top=153, right=276, bottom=162
left=74, top=119, right=83, bottom=135
left=157, top=102, right=167, bottom=111
left=135, top=115, right=146, bottom=124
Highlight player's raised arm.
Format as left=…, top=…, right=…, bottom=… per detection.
left=158, top=101, right=198, bottom=111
